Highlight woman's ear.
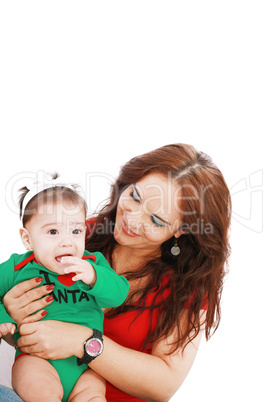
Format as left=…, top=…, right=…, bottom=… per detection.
left=174, top=225, right=185, bottom=239
left=19, top=228, right=32, bottom=250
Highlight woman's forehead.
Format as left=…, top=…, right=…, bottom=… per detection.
left=135, top=173, right=180, bottom=216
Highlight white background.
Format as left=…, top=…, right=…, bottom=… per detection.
left=0, top=1, right=267, bottom=401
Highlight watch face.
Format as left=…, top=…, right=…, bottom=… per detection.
left=86, top=338, right=103, bottom=357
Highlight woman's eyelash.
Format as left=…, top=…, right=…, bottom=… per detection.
left=130, top=187, right=165, bottom=227
left=151, top=216, right=165, bottom=227
left=130, top=189, right=140, bottom=202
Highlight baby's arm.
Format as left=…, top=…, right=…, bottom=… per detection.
left=0, top=322, right=16, bottom=337
left=0, top=255, right=19, bottom=339
left=58, top=252, right=129, bottom=307
left=59, top=256, right=96, bottom=286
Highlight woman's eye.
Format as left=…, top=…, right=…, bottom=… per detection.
left=48, top=229, right=58, bottom=235
left=130, top=186, right=140, bottom=202
left=151, top=216, right=165, bottom=227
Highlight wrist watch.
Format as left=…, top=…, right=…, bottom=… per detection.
left=77, top=329, right=104, bottom=366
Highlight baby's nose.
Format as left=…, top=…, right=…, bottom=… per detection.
left=59, top=235, right=73, bottom=247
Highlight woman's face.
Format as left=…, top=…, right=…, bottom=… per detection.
left=114, top=173, right=182, bottom=254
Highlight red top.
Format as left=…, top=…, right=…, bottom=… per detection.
left=103, top=278, right=208, bottom=401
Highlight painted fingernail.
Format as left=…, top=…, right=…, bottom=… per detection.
left=46, top=284, right=54, bottom=291
left=45, top=296, right=53, bottom=303
left=41, top=310, right=48, bottom=317
left=35, top=277, right=43, bottom=283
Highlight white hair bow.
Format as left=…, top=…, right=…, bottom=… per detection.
left=21, top=171, right=85, bottom=220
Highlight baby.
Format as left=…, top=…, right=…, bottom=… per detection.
left=0, top=172, right=129, bottom=402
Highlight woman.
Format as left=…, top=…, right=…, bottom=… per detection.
left=1, top=144, right=231, bottom=401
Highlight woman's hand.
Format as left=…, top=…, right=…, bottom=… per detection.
left=17, top=320, right=93, bottom=360
left=3, top=277, right=54, bottom=327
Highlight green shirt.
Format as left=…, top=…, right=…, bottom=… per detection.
left=0, top=250, right=129, bottom=332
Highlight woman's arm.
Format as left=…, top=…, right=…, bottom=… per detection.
left=16, top=313, right=205, bottom=402
left=93, top=310, right=206, bottom=401
left=91, top=326, right=203, bottom=401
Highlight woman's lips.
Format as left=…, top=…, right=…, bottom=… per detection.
left=121, top=219, right=140, bottom=237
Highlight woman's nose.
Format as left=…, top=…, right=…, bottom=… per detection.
left=127, top=210, right=144, bottom=231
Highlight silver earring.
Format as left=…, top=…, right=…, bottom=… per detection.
left=171, top=238, right=180, bottom=256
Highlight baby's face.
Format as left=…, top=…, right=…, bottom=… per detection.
left=23, top=201, right=86, bottom=274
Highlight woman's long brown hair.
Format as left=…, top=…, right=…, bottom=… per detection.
left=85, top=144, right=231, bottom=354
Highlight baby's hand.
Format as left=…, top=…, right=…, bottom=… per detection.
left=0, top=322, right=16, bottom=337
left=60, top=256, right=96, bottom=286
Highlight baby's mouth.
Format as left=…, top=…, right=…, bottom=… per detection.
left=55, top=254, right=72, bottom=263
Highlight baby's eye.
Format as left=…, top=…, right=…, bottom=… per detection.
left=72, top=229, right=82, bottom=235
left=48, top=229, right=58, bottom=235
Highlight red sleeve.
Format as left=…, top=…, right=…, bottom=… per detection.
left=85, top=217, right=97, bottom=237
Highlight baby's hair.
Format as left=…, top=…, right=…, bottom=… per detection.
left=19, top=172, right=87, bottom=227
